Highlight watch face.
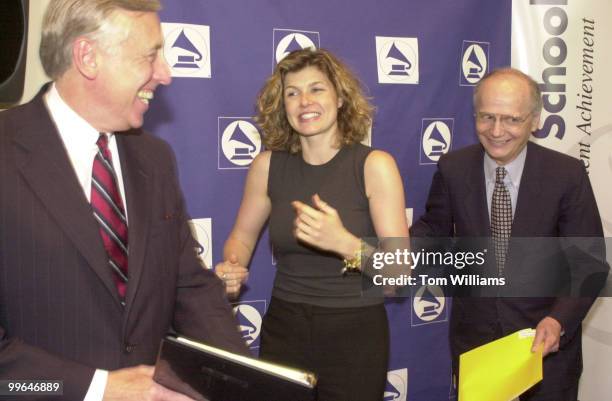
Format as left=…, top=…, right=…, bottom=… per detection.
left=342, top=240, right=367, bottom=276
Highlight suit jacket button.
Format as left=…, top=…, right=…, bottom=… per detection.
left=125, top=344, right=135, bottom=353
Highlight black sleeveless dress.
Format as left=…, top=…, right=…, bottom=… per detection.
left=260, top=143, right=389, bottom=401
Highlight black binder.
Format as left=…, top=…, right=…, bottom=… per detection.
left=154, top=335, right=317, bottom=401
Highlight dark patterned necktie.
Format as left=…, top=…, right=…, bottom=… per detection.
left=491, top=166, right=512, bottom=275
left=91, top=134, right=129, bottom=298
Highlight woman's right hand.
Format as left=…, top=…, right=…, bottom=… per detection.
left=215, top=254, right=249, bottom=298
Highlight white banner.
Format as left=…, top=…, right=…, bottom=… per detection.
left=512, top=1, right=612, bottom=399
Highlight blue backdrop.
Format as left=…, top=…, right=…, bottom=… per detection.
left=145, top=1, right=511, bottom=399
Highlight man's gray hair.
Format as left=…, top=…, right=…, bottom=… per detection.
left=40, top=0, right=161, bottom=80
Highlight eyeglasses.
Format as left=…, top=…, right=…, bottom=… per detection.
left=474, top=112, right=533, bottom=129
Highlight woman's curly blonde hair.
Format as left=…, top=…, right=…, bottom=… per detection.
left=256, top=48, right=374, bottom=153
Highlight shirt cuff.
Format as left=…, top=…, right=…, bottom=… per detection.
left=83, top=369, right=108, bottom=401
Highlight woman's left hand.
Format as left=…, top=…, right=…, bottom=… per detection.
left=292, top=194, right=358, bottom=257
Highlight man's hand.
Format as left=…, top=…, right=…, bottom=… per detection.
left=215, top=254, right=249, bottom=298
left=103, top=365, right=196, bottom=401
left=531, top=316, right=562, bottom=357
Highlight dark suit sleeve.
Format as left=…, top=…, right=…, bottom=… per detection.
left=548, top=161, right=608, bottom=344
left=0, top=100, right=96, bottom=400
left=410, top=165, right=454, bottom=237
left=0, top=326, right=94, bottom=400
left=159, top=143, right=249, bottom=356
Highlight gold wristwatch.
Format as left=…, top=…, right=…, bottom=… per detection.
left=342, top=240, right=363, bottom=275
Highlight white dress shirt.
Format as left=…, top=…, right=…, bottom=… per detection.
left=44, top=84, right=128, bottom=215
left=44, top=84, right=130, bottom=401
left=483, top=146, right=527, bottom=220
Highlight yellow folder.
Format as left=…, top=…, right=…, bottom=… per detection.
left=458, top=328, right=542, bottom=401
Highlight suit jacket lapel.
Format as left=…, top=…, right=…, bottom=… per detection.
left=117, top=133, right=153, bottom=309
left=503, top=143, right=543, bottom=277
left=512, top=142, right=543, bottom=237
left=462, top=147, right=490, bottom=236
left=12, top=89, right=121, bottom=305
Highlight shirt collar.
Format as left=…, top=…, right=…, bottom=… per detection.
left=44, top=83, right=113, bottom=148
left=483, top=144, right=527, bottom=189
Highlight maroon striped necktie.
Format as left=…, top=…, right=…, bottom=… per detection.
left=91, top=134, right=129, bottom=298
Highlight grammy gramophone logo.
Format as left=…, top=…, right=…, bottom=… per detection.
left=420, top=119, right=453, bottom=165
left=460, top=41, right=489, bottom=85
left=232, top=301, right=266, bottom=349
left=273, top=29, right=320, bottom=66
left=384, top=368, right=408, bottom=401
left=187, top=218, right=212, bottom=269
left=162, top=23, right=211, bottom=78
left=218, top=117, right=262, bottom=169
left=385, top=43, right=412, bottom=76
left=411, top=285, right=446, bottom=326
left=376, top=36, right=419, bottom=84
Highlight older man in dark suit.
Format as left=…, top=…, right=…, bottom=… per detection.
left=411, top=68, right=606, bottom=400
left=0, top=1, right=246, bottom=400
